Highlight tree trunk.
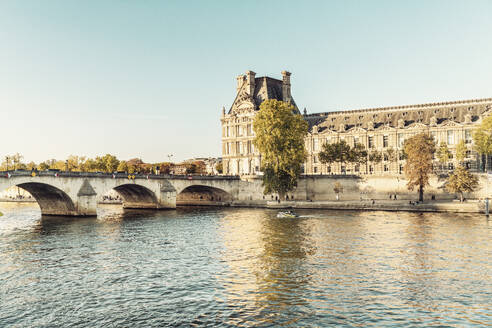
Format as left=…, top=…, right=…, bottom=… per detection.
left=460, top=192, right=464, bottom=202
left=419, top=185, right=424, bottom=202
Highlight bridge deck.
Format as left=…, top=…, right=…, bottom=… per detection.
left=0, top=170, right=239, bottom=180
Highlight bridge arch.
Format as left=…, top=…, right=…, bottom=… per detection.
left=15, top=182, right=77, bottom=216
left=111, top=183, right=160, bottom=209
left=176, top=185, right=232, bottom=206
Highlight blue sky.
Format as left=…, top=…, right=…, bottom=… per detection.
left=1, top=1, right=491, bottom=163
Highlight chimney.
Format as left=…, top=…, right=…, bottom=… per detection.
left=245, top=70, right=256, bottom=95
left=282, top=71, right=291, bottom=103
left=236, top=74, right=245, bottom=94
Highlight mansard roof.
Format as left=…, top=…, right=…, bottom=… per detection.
left=306, top=97, right=492, bottom=133
left=229, top=76, right=299, bottom=114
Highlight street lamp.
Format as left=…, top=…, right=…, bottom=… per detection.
left=5, top=156, right=9, bottom=171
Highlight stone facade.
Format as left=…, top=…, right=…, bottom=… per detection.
left=221, top=70, right=299, bottom=175
left=221, top=70, right=492, bottom=175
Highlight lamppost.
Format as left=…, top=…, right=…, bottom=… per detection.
left=5, top=156, right=9, bottom=171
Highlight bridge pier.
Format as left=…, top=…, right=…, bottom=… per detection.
left=157, top=187, right=177, bottom=209
left=74, top=194, right=98, bottom=216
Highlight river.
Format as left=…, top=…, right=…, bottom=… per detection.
left=0, top=203, right=490, bottom=327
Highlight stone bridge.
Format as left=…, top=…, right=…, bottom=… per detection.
left=0, top=171, right=242, bottom=216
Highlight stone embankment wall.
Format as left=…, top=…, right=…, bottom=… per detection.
left=234, top=173, right=491, bottom=204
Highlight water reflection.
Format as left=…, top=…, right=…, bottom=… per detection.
left=0, top=204, right=490, bottom=327
left=218, top=210, right=316, bottom=326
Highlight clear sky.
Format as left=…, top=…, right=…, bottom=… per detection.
left=1, top=0, right=491, bottom=163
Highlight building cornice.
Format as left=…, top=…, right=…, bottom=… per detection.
left=304, top=97, right=492, bottom=118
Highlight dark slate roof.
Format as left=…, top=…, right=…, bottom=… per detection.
left=229, top=76, right=300, bottom=114
left=306, top=97, right=492, bottom=133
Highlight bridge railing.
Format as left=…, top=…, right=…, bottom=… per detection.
left=0, top=170, right=240, bottom=180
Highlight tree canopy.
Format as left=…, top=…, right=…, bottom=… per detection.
left=455, top=139, right=467, bottom=163
left=473, top=114, right=492, bottom=171
left=319, top=140, right=367, bottom=166
left=1, top=153, right=182, bottom=175
left=446, top=165, right=479, bottom=202
left=403, top=133, right=436, bottom=202
left=253, top=99, right=308, bottom=197
left=436, top=142, right=452, bottom=164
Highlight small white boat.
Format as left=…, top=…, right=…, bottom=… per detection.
left=277, top=211, right=299, bottom=218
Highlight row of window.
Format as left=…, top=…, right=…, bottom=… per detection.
left=223, top=159, right=260, bottom=174
left=223, top=124, right=253, bottom=137
left=309, top=162, right=473, bottom=175
left=310, top=163, right=403, bottom=174
left=310, top=129, right=474, bottom=151
left=224, top=141, right=255, bottom=155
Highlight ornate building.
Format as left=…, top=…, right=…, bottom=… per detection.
left=221, top=70, right=491, bottom=176
left=221, top=70, right=298, bottom=175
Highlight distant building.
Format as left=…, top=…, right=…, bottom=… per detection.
left=221, top=70, right=491, bottom=175
left=170, top=164, right=188, bottom=175
left=182, top=157, right=222, bottom=175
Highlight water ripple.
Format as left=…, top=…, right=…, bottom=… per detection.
left=0, top=203, right=490, bottom=327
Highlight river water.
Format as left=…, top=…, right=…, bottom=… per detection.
left=0, top=203, right=490, bottom=327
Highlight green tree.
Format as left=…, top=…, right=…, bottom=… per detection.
left=319, top=140, right=367, bottom=172
left=158, top=162, right=172, bottom=175
left=333, top=181, right=343, bottom=200
left=385, top=147, right=397, bottom=162
left=66, top=155, right=86, bottom=171
left=1, top=156, right=13, bottom=171
left=253, top=99, right=308, bottom=198
left=38, top=162, right=49, bottom=171
left=117, top=161, right=129, bottom=172
left=368, top=151, right=382, bottom=163
left=473, top=115, right=492, bottom=171
left=127, top=163, right=136, bottom=174
left=455, top=139, right=467, bottom=164
left=403, top=133, right=436, bottom=202
left=437, top=142, right=452, bottom=166
left=446, top=165, right=479, bottom=202
left=215, top=162, right=223, bottom=174
left=26, top=162, right=37, bottom=170
left=81, top=158, right=98, bottom=172
left=95, top=154, right=119, bottom=173
left=12, top=153, right=24, bottom=170
left=185, top=163, right=197, bottom=174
